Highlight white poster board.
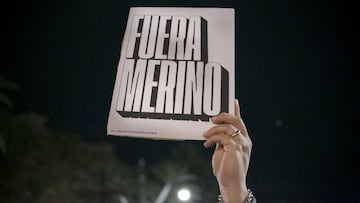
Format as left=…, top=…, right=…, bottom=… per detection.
left=107, top=7, right=235, bottom=140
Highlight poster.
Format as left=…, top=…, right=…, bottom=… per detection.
left=107, top=7, right=235, bottom=140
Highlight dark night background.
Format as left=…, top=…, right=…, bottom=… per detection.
left=2, top=0, right=356, bottom=202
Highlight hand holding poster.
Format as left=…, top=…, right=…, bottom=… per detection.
left=107, top=7, right=235, bottom=140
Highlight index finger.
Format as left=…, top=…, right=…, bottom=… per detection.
left=235, top=99, right=249, bottom=136
left=211, top=100, right=249, bottom=136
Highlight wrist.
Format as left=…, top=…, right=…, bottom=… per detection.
left=218, top=188, right=254, bottom=203
left=218, top=185, right=248, bottom=203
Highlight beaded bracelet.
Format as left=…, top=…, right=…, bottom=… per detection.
left=217, top=189, right=254, bottom=203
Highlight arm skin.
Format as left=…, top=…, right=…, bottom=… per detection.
left=203, top=99, right=254, bottom=203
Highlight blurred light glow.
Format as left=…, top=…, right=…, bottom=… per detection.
left=177, top=188, right=191, bottom=201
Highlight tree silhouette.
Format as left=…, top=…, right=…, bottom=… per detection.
left=0, top=75, right=19, bottom=109
left=0, top=75, right=19, bottom=154
left=0, top=112, right=138, bottom=203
